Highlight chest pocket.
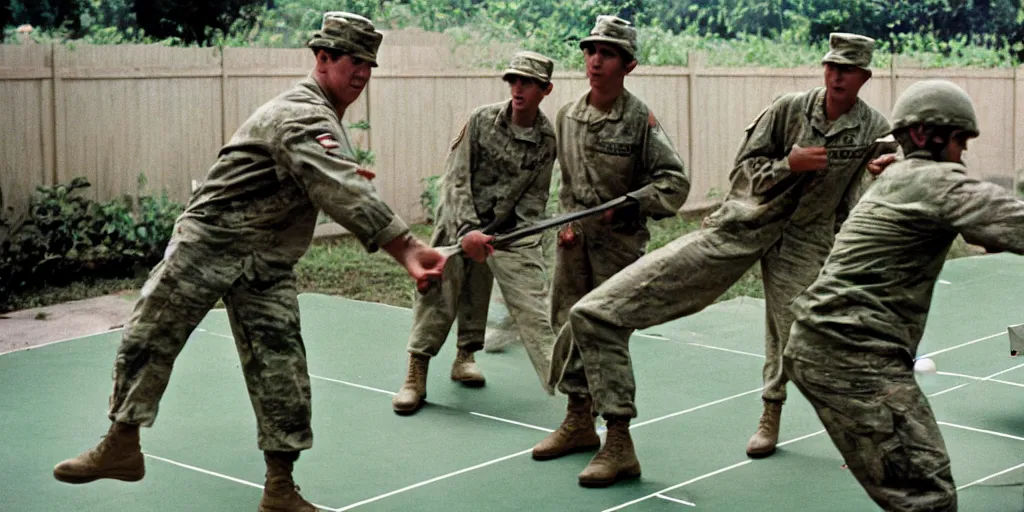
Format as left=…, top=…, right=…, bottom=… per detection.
left=588, top=135, right=637, bottom=178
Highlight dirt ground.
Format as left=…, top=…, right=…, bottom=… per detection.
left=0, top=292, right=138, bottom=354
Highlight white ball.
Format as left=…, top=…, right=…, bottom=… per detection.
left=914, top=357, right=937, bottom=373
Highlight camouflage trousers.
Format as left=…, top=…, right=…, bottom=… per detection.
left=108, top=224, right=313, bottom=452
left=785, top=353, right=957, bottom=511
left=407, top=236, right=555, bottom=392
left=547, top=219, right=648, bottom=411
left=548, top=220, right=830, bottom=417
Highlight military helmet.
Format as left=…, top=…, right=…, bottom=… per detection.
left=889, top=80, right=979, bottom=137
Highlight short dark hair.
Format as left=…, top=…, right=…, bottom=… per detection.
left=580, top=41, right=635, bottom=65
left=311, top=47, right=346, bottom=60
left=502, top=75, right=549, bottom=88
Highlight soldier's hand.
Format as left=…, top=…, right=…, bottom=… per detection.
left=383, top=235, right=447, bottom=292
left=460, top=230, right=495, bottom=263
left=557, top=224, right=578, bottom=247
left=867, top=153, right=898, bottom=175
left=788, top=145, right=828, bottom=173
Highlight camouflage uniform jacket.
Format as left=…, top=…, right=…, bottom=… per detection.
left=786, top=153, right=1024, bottom=368
left=706, top=86, right=894, bottom=238
left=433, top=100, right=557, bottom=245
left=556, top=89, right=689, bottom=234
left=183, top=76, right=408, bottom=264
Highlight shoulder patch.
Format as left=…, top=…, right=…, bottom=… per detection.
left=316, top=133, right=340, bottom=150
left=647, top=111, right=657, bottom=128
left=450, top=122, right=468, bottom=151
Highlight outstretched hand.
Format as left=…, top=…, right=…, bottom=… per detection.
left=867, top=153, right=898, bottom=175
left=460, top=230, right=495, bottom=263
left=383, top=235, right=447, bottom=293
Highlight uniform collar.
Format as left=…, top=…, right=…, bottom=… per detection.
left=566, top=89, right=631, bottom=123
left=808, top=86, right=865, bottom=137
left=495, top=99, right=554, bottom=144
left=298, top=75, right=335, bottom=109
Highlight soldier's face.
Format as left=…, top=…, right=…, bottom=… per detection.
left=506, top=76, right=551, bottom=114
left=315, top=51, right=372, bottom=108
left=940, top=130, right=971, bottom=163
left=583, top=42, right=636, bottom=89
left=824, top=63, right=870, bottom=104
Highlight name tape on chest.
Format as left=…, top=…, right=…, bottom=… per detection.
left=594, top=140, right=637, bottom=156
left=827, top=145, right=869, bottom=162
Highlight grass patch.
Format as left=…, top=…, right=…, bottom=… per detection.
left=1, top=216, right=989, bottom=313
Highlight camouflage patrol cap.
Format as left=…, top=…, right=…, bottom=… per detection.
left=502, top=51, right=554, bottom=84
left=579, top=15, right=638, bottom=61
left=821, top=32, right=874, bottom=72
left=889, top=79, right=980, bottom=137
left=307, top=12, right=383, bottom=67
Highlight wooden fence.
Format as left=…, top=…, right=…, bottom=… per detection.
left=2, top=40, right=1021, bottom=226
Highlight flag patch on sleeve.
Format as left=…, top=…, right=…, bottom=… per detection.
left=316, top=133, right=340, bottom=149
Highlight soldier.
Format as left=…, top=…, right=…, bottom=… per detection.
left=785, top=79, right=1024, bottom=511
left=391, top=51, right=559, bottom=414
left=51, top=12, right=446, bottom=512
left=530, top=15, right=691, bottom=487
left=533, top=32, right=897, bottom=487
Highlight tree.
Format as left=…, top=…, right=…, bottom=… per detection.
left=133, top=0, right=263, bottom=44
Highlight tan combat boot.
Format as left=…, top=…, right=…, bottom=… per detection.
left=259, top=452, right=319, bottom=512
left=746, top=400, right=783, bottom=458
left=578, top=416, right=641, bottom=488
left=53, top=422, right=145, bottom=484
left=532, top=394, right=601, bottom=460
left=392, top=354, right=429, bottom=415
left=450, top=348, right=485, bottom=387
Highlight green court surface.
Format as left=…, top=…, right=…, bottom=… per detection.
left=2, top=254, right=1023, bottom=511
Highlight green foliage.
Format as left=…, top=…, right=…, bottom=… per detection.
left=0, top=175, right=183, bottom=304
left=6, top=0, right=1022, bottom=66
left=420, top=175, right=442, bottom=224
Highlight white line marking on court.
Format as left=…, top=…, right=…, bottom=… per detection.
left=635, top=333, right=765, bottom=359
left=332, top=448, right=533, bottom=511
left=197, top=328, right=233, bottom=339
left=603, top=461, right=752, bottom=512
left=980, top=361, right=1024, bottom=380
left=0, top=326, right=126, bottom=356
left=928, top=383, right=969, bottom=397
left=937, top=422, right=1024, bottom=442
left=469, top=412, right=554, bottom=433
left=778, top=429, right=827, bottom=447
left=936, top=371, right=1024, bottom=389
left=938, top=280, right=952, bottom=285
left=936, top=371, right=982, bottom=380
left=957, top=461, right=1024, bottom=491
left=335, top=386, right=765, bottom=510
left=310, top=374, right=396, bottom=396
left=656, top=493, right=697, bottom=507
left=603, top=428, right=828, bottom=511
left=144, top=453, right=263, bottom=489
left=919, top=332, right=1003, bottom=359
left=144, top=453, right=333, bottom=511
left=631, top=387, right=762, bottom=429
left=929, top=362, right=1024, bottom=397
left=687, top=342, right=764, bottom=359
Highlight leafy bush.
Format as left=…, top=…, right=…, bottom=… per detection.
left=0, top=175, right=183, bottom=302
left=420, top=175, right=442, bottom=224
left=7, top=0, right=1020, bottom=67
